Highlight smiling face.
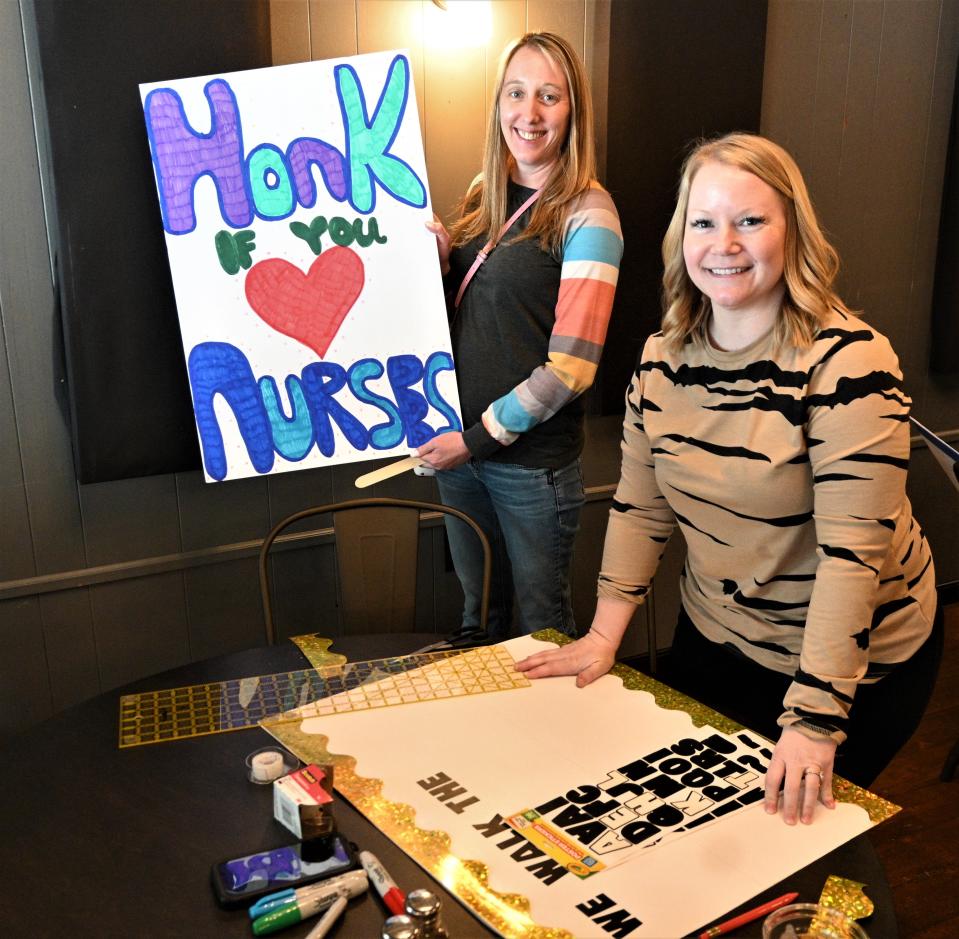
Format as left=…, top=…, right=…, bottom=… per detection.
left=499, top=45, right=571, bottom=187
left=683, top=160, right=788, bottom=332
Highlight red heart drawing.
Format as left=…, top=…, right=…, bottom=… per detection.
left=244, top=247, right=365, bottom=358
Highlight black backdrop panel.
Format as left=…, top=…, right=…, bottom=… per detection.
left=930, top=54, right=959, bottom=378
left=601, top=0, right=767, bottom=413
left=29, top=0, right=272, bottom=483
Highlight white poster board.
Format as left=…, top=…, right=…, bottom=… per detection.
left=140, top=51, right=459, bottom=482
left=266, top=635, right=897, bottom=938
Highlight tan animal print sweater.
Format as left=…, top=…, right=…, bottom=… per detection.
left=599, top=310, right=936, bottom=743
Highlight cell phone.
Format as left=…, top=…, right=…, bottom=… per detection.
left=210, top=834, right=357, bottom=909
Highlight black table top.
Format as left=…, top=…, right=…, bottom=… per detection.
left=0, top=634, right=896, bottom=938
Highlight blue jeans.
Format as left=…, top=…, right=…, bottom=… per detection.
left=436, top=458, right=585, bottom=641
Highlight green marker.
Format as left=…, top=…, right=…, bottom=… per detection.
left=252, top=871, right=367, bottom=936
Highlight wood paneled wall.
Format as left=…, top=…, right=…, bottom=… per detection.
left=270, top=0, right=610, bottom=228
left=1, top=0, right=957, bottom=740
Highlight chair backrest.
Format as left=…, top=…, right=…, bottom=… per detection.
left=258, top=497, right=491, bottom=644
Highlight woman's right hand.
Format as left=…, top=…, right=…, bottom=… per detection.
left=515, top=630, right=619, bottom=687
left=425, top=214, right=451, bottom=275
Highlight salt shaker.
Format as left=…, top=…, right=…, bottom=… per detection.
left=382, top=914, right=421, bottom=939
left=405, top=888, right=449, bottom=939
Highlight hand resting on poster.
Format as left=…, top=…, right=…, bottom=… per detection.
left=517, top=596, right=838, bottom=825
left=765, top=727, right=837, bottom=825
left=516, top=597, right=627, bottom=687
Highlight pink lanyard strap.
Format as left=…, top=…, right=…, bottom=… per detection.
left=453, top=187, right=543, bottom=309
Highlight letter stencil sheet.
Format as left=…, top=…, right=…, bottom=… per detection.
left=265, top=634, right=897, bottom=938
left=140, top=51, right=460, bottom=482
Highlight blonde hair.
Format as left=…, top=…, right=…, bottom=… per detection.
left=661, top=133, right=854, bottom=351
left=449, top=32, right=596, bottom=254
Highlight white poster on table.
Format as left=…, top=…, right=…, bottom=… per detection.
left=140, top=51, right=460, bottom=482
left=266, top=634, right=898, bottom=938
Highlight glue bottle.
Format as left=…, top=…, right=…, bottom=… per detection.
left=405, top=888, right=449, bottom=939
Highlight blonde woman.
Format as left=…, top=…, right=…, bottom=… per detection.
left=419, top=33, right=623, bottom=641
left=518, top=133, right=941, bottom=825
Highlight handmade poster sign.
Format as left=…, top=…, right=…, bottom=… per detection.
left=265, top=633, right=898, bottom=937
left=140, top=52, right=459, bottom=482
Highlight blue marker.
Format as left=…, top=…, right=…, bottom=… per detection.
left=248, top=888, right=296, bottom=920
left=248, top=870, right=367, bottom=921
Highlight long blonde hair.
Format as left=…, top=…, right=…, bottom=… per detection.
left=661, top=133, right=854, bottom=351
left=449, top=32, right=596, bottom=255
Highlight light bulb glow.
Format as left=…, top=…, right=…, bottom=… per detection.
left=421, top=0, right=492, bottom=49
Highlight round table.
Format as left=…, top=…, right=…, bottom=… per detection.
left=0, top=634, right=896, bottom=937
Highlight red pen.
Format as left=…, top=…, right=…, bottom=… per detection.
left=359, top=849, right=405, bottom=916
left=699, top=891, right=799, bottom=938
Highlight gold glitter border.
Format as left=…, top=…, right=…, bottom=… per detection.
left=290, top=633, right=349, bottom=669
left=819, top=875, right=875, bottom=921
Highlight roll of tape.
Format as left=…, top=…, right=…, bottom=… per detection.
left=251, top=749, right=285, bottom=782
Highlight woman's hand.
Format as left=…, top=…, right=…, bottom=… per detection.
left=416, top=431, right=470, bottom=471
left=517, top=599, right=634, bottom=686
left=425, top=214, right=451, bottom=275
left=763, top=726, right=838, bottom=825
left=515, top=630, right=619, bottom=687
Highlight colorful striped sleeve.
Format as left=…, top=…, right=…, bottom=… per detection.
left=481, top=183, right=623, bottom=445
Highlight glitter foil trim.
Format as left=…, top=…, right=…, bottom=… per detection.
left=290, top=633, right=349, bottom=669
left=530, top=630, right=900, bottom=824
left=819, top=875, right=875, bottom=921
left=830, top=777, right=899, bottom=824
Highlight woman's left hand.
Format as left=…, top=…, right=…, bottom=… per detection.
left=763, top=726, right=838, bottom=825
left=416, top=432, right=470, bottom=471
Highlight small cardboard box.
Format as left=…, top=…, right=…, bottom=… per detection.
left=273, top=763, right=335, bottom=841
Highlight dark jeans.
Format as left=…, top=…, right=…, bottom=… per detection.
left=661, top=604, right=944, bottom=787
left=436, top=457, right=585, bottom=641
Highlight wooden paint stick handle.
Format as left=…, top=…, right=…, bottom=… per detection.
left=354, top=455, right=424, bottom=488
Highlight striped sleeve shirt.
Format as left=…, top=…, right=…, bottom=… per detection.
left=448, top=180, right=623, bottom=467
left=482, top=183, right=623, bottom=446
left=598, top=310, right=936, bottom=743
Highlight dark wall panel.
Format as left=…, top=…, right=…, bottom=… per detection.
left=571, top=500, right=608, bottom=634
left=91, top=576, right=191, bottom=691
left=0, top=598, right=52, bottom=736
left=79, top=475, right=182, bottom=565
left=0, top=311, right=33, bottom=583
left=601, top=0, right=767, bottom=413
left=1, top=0, right=86, bottom=581
left=184, top=561, right=265, bottom=661
left=270, top=545, right=340, bottom=642
left=28, top=0, right=272, bottom=483
left=266, top=467, right=337, bottom=530
left=931, top=52, right=959, bottom=377
left=38, top=592, right=100, bottom=712
left=176, top=472, right=270, bottom=552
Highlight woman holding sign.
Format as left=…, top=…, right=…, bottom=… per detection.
left=420, top=33, right=623, bottom=641
left=517, top=134, right=942, bottom=823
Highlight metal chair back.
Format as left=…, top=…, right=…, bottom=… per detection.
left=258, top=497, right=491, bottom=645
